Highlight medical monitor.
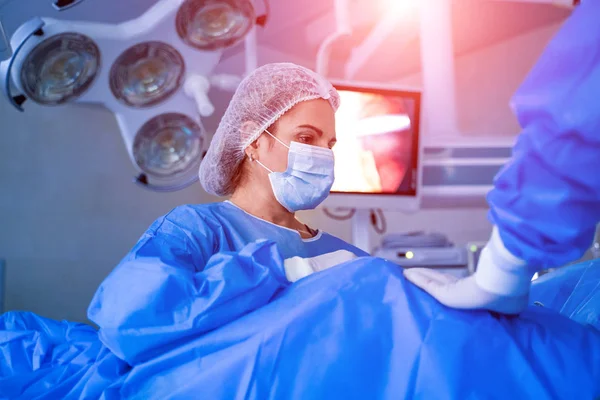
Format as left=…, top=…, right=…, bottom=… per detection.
left=320, top=81, right=422, bottom=212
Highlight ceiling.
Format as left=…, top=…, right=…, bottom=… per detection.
left=0, top=0, right=570, bottom=131
left=0, top=0, right=570, bottom=81
left=251, top=0, right=570, bottom=81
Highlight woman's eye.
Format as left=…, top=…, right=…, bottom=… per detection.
left=298, top=136, right=312, bottom=144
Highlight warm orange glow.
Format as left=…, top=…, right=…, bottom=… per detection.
left=333, top=91, right=381, bottom=193
left=384, top=0, right=420, bottom=19
left=332, top=89, right=414, bottom=194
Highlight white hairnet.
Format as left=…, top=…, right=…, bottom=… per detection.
left=199, top=62, right=340, bottom=196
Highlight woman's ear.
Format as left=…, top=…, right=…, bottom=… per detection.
left=240, top=121, right=262, bottom=160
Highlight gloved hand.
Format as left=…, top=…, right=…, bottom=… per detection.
left=403, top=227, right=535, bottom=314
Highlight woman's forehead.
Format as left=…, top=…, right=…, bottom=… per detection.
left=276, top=99, right=335, bottom=134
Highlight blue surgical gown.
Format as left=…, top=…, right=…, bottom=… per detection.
left=530, top=260, right=600, bottom=331
left=5, top=255, right=600, bottom=399
left=488, top=0, right=600, bottom=270
left=87, top=201, right=366, bottom=365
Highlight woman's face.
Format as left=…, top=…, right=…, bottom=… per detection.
left=249, top=98, right=337, bottom=174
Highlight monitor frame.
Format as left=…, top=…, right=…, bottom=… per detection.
left=320, top=80, right=423, bottom=212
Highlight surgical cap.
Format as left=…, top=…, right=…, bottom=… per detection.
left=199, top=62, right=340, bottom=196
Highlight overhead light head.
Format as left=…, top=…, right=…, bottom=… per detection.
left=19, top=32, right=100, bottom=105
left=176, top=0, right=255, bottom=51
left=133, top=113, right=204, bottom=187
left=110, top=41, right=185, bottom=108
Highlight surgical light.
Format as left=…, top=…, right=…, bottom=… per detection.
left=110, top=41, right=185, bottom=108
left=133, top=113, right=204, bottom=185
left=1, top=0, right=260, bottom=192
left=20, top=32, right=100, bottom=105
left=176, top=0, right=255, bottom=51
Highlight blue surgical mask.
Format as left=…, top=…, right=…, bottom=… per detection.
left=254, top=130, right=335, bottom=212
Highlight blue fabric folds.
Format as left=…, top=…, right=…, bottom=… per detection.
left=88, top=240, right=290, bottom=365
left=2, top=245, right=600, bottom=399
left=0, top=312, right=129, bottom=399
left=487, top=0, right=600, bottom=270
left=87, top=202, right=366, bottom=366
left=531, top=259, right=600, bottom=331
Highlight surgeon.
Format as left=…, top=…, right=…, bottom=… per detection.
left=88, top=63, right=366, bottom=365
left=404, top=0, right=600, bottom=314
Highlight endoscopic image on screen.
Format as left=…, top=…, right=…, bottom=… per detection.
left=332, top=89, right=417, bottom=194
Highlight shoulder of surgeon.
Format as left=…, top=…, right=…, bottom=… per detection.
left=132, top=203, right=225, bottom=255
left=320, top=233, right=370, bottom=257
left=116, top=203, right=231, bottom=271
left=145, top=202, right=227, bottom=240
left=124, top=202, right=228, bottom=267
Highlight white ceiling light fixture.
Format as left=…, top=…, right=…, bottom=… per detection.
left=176, top=0, right=256, bottom=51
left=52, top=0, right=86, bottom=12
left=0, top=0, right=260, bottom=192
left=132, top=113, right=204, bottom=188
left=0, top=19, right=11, bottom=61
left=110, top=41, right=185, bottom=108
left=20, top=31, right=100, bottom=105
left=316, top=0, right=352, bottom=76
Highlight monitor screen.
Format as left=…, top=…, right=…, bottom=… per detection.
left=331, top=84, right=421, bottom=197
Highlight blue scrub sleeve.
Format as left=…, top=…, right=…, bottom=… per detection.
left=488, top=0, right=600, bottom=270
left=87, top=217, right=288, bottom=366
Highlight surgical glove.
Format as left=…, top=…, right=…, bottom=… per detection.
left=284, top=250, right=358, bottom=282
left=403, top=227, right=534, bottom=314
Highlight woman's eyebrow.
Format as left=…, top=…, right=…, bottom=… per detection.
left=296, top=124, right=323, bottom=136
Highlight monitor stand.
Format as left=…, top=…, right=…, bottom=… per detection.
left=352, top=209, right=372, bottom=255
